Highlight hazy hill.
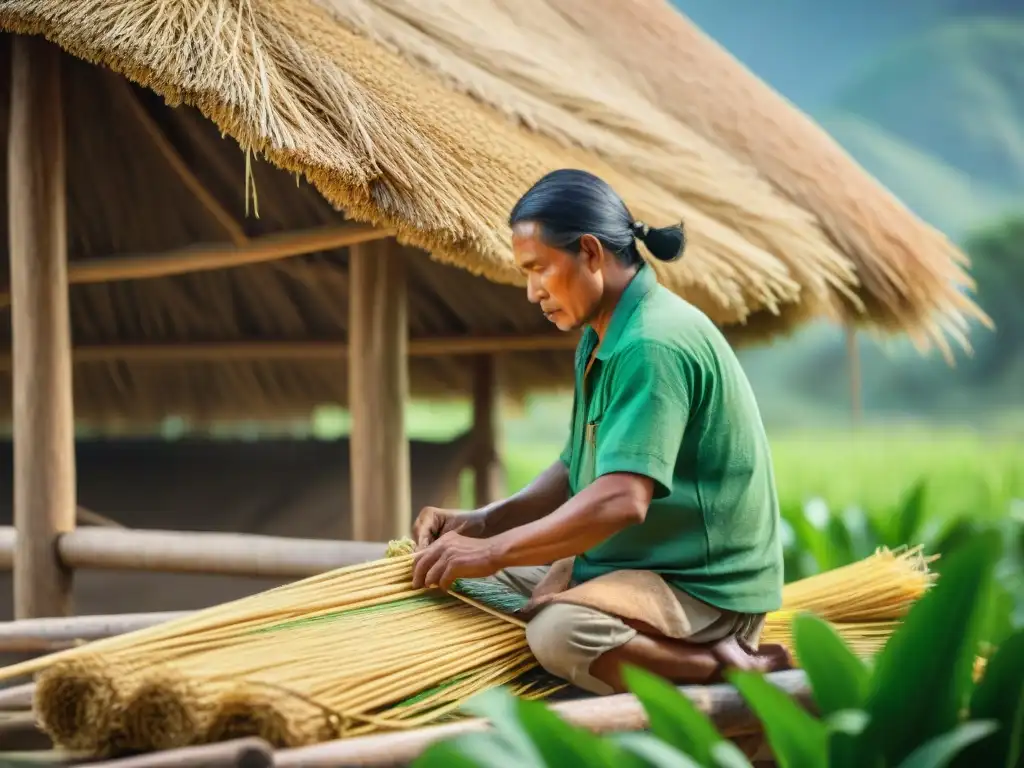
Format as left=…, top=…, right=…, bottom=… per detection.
left=833, top=21, right=1024, bottom=194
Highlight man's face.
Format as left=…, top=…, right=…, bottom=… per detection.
left=512, top=222, right=604, bottom=332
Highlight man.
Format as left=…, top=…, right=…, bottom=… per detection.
left=411, top=169, right=789, bottom=695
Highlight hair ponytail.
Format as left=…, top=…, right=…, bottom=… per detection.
left=510, top=169, right=687, bottom=267
left=632, top=220, right=686, bottom=263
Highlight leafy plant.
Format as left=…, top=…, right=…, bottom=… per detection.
left=413, top=529, right=1023, bottom=768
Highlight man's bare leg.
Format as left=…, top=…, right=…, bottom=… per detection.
left=589, top=633, right=793, bottom=694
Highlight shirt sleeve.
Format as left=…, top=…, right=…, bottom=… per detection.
left=594, top=341, right=691, bottom=499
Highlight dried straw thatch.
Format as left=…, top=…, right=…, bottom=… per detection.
left=0, top=0, right=985, bottom=425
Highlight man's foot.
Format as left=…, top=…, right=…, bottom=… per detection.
left=707, top=637, right=793, bottom=681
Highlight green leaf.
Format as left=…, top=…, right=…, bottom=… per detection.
left=891, top=479, right=928, bottom=547
left=623, top=665, right=727, bottom=765
left=611, top=732, right=707, bottom=767
left=825, top=709, right=870, bottom=737
left=710, top=741, right=760, bottom=768
left=861, top=529, right=1003, bottom=766
left=727, top=670, right=828, bottom=768
left=461, top=687, right=545, bottom=765
left=792, top=614, right=870, bottom=715
left=825, top=514, right=856, bottom=567
left=928, top=517, right=982, bottom=562
left=413, top=732, right=527, bottom=768
left=839, top=505, right=882, bottom=562
left=515, top=697, right=624, bottom=767
left=955, top=629, right=1024, bottom=768
left=895, top=721, right=1000, bottom=768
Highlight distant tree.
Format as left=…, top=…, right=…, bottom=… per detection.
left=961, top=214, right=1024, bottom=381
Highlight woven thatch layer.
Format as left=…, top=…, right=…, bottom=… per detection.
left=0, top=0, right=987, bottom=424
left=0, top=1, right=984, bottom=330
left=0, top=46, right=572, bottom=424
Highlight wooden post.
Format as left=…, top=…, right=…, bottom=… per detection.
left=845, top=325, right=862, bottom=426
left=8, top=36, right=76, bottom=618
left=348, top=241, right=411, bottom=541
left=472, top=355, right=504, bottom=507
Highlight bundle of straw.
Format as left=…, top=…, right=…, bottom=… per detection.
left=0, top=543, right=934, bottom=757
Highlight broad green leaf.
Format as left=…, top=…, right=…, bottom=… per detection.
left=727, top=670, right=828, bottom=768
left=861, top=529, right=1002, bottom=766
left=954, top=629, right=1024, bottom=768
left=623, top=665, right=726, bottom=765
left=891, top=478, right=928, bottom=547
left=826, top=515, right=856, bottom=568
left=792, top=615, right=870, bottom=768
left=710, top=741, right=761, bottom=768
left=895, top=721, right=999, bottom=768
left=839, top=505, right=881, bottom=562
left=461, top=687, right=545, bottom=765
left=825, top=709, right=870, bottom=737
left=515, top=697, right=624, bottom=767
left=612, top=732, right=707, bottom=768
left=824, top=709, right=871, bottom=768
left=928, top=517, right=982, bottom=563
left=792, top=614, right=870, bottom=715
left=413, top=732, right=526, bottom=768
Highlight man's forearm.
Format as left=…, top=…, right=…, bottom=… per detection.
left=488, top=473, right=650, bottom=567
left=481, top=460, right=570, bottom=536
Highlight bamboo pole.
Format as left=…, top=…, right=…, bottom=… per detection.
left=0, top=710, right=50, bottom=752
left=0, top=683, right=34, bottom=711
left=0, top=333, right=579, bottom=370
left=85, top=738, right=274, bottom=768
left=0, top=527, right=385, bottom=578
left=274, top=669, right=811, bottom=766
left=0, top=611, right=192, bottom=654
left=8, top=35, right=76, bottom=619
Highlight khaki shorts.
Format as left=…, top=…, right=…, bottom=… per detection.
left=490, top=566, right=765, bottom=695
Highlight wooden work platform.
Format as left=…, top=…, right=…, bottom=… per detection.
left=1, top=669, right=807, bottom=766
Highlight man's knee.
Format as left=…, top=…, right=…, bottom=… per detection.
left=525, top=603, right=637, bottom=693
left=525, top=603, right=579, bottom=679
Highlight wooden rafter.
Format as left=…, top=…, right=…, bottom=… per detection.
left=117, top=75, right=248, bottom=246
left=0, top=223, right=392, bottom=306
left=0, top=333, right=580, bottom=369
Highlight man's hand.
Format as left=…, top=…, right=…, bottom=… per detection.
left=411, top=532, right=501, bottom=591
left=412, top=507, right=487, bottom=550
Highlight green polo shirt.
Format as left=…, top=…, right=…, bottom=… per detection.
left=558, top=264, right=783, bottom=614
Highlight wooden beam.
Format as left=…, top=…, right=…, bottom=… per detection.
left=348, top=241, right=412, bottom=541
left=0, top=224, right=391, bottom=306
left=118, top=77, right=247, bottom=246
left=274, top=669, right=811, bottom=767
left=472, top=355, right=504, bottom=506
left=0, top=333, right=580, bottom=369
left=8, top=35, right=76, bottom=619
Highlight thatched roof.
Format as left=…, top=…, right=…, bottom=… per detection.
left=0, top=0, right=985, bottom=425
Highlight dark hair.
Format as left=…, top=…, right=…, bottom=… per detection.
left=508, top=169, right=686, bottom=265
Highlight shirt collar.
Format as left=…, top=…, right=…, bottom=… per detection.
left=589, top=264, right=658, bottom=361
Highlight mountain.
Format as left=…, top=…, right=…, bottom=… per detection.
left=833, top=20, right=1024, bottom=193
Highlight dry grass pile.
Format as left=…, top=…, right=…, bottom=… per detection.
left=0, top=545, right=934, bottom=757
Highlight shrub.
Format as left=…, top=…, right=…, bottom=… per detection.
left=413, top=530, right=1023, bottom=768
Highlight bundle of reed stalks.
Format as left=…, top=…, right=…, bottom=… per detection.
left=0, top=543, right=934, bottom=758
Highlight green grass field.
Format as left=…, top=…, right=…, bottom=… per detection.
left=316, top=400, right=1022, bottom=525
left=493, top=428, right=1022, bottom=526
